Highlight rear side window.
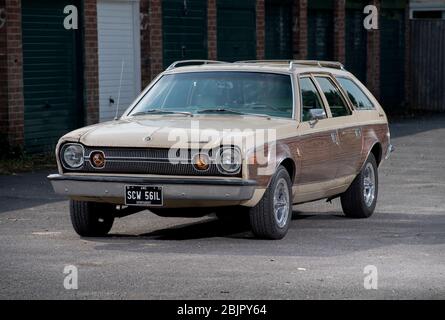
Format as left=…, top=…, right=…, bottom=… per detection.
left=336, top=77, right=374, bottom=110
left=314, top=76, right=351, bottom=118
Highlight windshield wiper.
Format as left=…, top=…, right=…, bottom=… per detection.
left=197, top=108, right=246, bottom=115
left=131, top=109, right=193, bottom=117
left=197, top=108, right=271, bottom=119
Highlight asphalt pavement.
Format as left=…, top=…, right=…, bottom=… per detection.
left=0, top=116, right=444, bottom=299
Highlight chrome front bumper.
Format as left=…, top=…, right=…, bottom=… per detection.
left=385, top=144, right=395, bottom=160
left=48, top=174, right=257, bottom=205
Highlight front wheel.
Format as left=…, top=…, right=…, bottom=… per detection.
left=340, top=153, right=378, bottom=218
left=69, top=200, right=115, bottom=237
left=249, top=166, right=292, bottom=239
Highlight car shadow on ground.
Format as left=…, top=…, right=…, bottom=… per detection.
left=106, top=211, right=349, bottom=241
left=110, top=217, right=253, bottom=240
left=98, top=209, right=443, bottom=239
left=90, top=210, right=445, bottom=258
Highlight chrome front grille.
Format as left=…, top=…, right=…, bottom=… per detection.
left=63, top=147, right=239, bottom=177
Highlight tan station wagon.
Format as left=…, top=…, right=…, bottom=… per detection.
left=48, top=60, right=393, bottom=239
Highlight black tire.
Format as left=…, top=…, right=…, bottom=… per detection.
left=69, top=200, right=115, bottom=237
left=341, top=153, right=378, bottom=218
left=249, top=166, right=292, bottom=239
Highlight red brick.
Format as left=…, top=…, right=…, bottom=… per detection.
left=334, top=0, right=345, bottom=64
left=207, top=0, right=217, bottom=60
left=83, top=0, right=99, bottom=125
left=292, top=0, right=308, bottom=60
left=256, top=0, right=265, bottom=60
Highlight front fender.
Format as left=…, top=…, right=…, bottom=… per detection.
left=246, top=141, right=297, bottom=189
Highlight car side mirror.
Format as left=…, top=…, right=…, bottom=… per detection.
left=309, top=108, right=326, bottom=121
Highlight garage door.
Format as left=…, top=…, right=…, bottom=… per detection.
left=307, top=0, right=334, bottom=61
left=265, top=0, right=292, bottom=59
left=217, top=0, right=256, bottom=62
left=380, top=6, right=405, bottom=110
left=163, top=0, right=207, bottom=68
left=97, top=0, right=141, bottom=121
left=345, top=1, right=367, bottom=83
left=21, top=0, right=82, bottom=153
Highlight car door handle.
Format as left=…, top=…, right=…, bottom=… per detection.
left=355, top=128, right=361, bottom=137
left=331, top=132, right=339, bottom=145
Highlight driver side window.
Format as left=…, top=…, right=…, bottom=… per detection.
left=299, top=77, right=326, bottom=122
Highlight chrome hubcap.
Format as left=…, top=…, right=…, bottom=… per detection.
left=363, top=163, right=376, bottom=207
left=273, top=178, right=290, bottom=228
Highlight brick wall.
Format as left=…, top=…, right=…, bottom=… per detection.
left=0, top=0, right=411, bottom=153
left=149, top=0, right=163, bottom=79
left=256, top=0, right=265, bottom=60
left=83, top=0, right=99, bottom=125
left=207, top=0, right=217, bottom=60
left=0, top=0, right=24, bottom=150
left=0, top=0, right=8, bottom=142
left=334, top=0, right=345, bottom=64
left=292, top=0, right=308, bottom=60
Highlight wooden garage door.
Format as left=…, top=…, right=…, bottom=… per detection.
left=380, top=5, right=406, bottom=110
left=307, top=0, right=334, bottom=61
left=345, top=1, right=367, bottom=83
left=21, top=0, right=82, bottom=153
left=265, top=0, right=292, bottom=59
left=163, top=0, right=207, bottom=68
left=217, top=0, right=256, bottom=62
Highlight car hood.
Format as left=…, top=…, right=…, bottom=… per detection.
left=61, top=115, right=297, bottom=150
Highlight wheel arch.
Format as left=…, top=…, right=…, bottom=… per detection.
left=279, top=158, right=296, bottom=184
left=369, top=142, right=383, bottom=167
left=370, top=142, right=383, bottom=166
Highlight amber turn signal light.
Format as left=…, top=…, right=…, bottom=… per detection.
left=193, top=153, right=210, bottom=171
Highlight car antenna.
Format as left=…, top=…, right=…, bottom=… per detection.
left=114, top=58, right=125, bottom=120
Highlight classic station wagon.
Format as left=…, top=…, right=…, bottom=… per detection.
left=48, top=60, right=393, bottom=239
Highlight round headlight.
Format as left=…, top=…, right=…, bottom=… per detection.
left=217, top=147, right=242, bottom=174
left=62, top=144, right=84, bottom=169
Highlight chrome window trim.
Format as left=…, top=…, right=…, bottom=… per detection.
left=124, top=70, right=296, bottom=120
left=297, top=74, right=330, bottom=122
left=312, top=73, right=354, bottom=117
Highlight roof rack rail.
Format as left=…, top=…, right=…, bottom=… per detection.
left=235, top=59, right=345, bottom=71
left=289, top=60, right=345, bottom=70
left=234, top=60, right=292, bottom=64
left=166, top=60, right=227, bottom=71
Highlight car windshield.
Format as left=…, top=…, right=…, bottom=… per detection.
left=129, top=72, right=294, bottom=118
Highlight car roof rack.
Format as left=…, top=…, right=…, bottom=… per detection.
left=166, top=60, right=227, bottom=71
left=235, top=59, right=345, bottom=71
left=235, top=60, right=293, bottom=64
left=289, top=60, right=345, bottom=70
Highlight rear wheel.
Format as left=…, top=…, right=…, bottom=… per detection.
left=249, top=166, right=292, bottom=239
left=341, top=153, right=378, bottom=218
left=69, top=200, right=115, bottom=237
